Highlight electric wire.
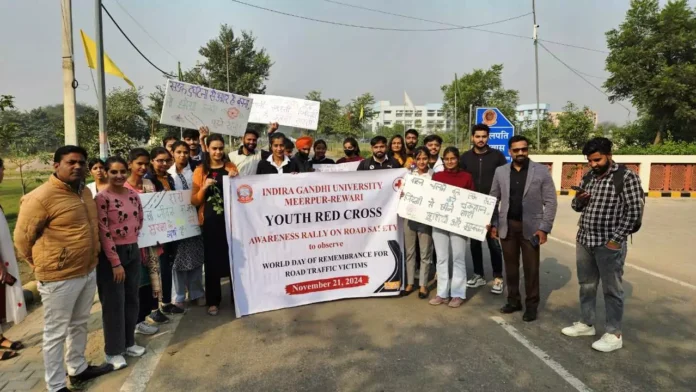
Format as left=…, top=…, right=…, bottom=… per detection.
left=111, top=0, right=183, bottom=64
left=230, top=0, right=531, bottom=32
left=101, top=4, right=176, bottom=78
left=322, top=0, right=609, bottom=54
left=538, top=42, right=631, bottom=115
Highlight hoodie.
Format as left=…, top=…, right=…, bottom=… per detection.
left=459, top=146, right=507, bottom=195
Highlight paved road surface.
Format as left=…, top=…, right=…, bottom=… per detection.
left=87, top=197, right=696, bottom=391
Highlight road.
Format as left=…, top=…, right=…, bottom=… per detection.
left=88, top=197, right=695, bottom=392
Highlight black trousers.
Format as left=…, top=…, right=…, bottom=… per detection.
left=500, top=220, right=540, bottom=310
left=159, top=254, right=173, bottom=304
left=471, top=231, right=504, bottom=279
left=97, top=243, right=141, bottom=356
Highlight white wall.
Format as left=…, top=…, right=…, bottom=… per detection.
left=531, top=154, right=696, bottom=191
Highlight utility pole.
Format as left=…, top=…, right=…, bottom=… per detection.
left=469, top=104, right=473, bottom=149
left=532, top=0, right=541, bottom=150
left=225, top=43, right=232, bottom=146
left=61, top=0, right=77, bottom=145
left=95, top=0, right=108, bottom=159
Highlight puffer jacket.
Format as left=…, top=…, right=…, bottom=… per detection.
left=14, top=175, right=100, bottom=282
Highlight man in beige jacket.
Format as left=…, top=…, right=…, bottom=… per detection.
left=14, top=146, right=112, bottom=392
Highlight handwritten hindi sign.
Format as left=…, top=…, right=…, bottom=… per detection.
left=313, top=161, right=360, bottom=172
left=249, top=94, right=320, bottom=130
left=160, top=80, right=253, bottom=136
left=397, top=174, right=496, bottom=241
left=137, top=190, right=201, bottom=248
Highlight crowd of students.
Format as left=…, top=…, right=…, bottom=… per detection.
left=0, top=122, right=644, bottom=391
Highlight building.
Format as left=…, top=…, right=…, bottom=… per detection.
left=515, top=103, right=551, bottom=127
left=549, top=110, right=599, bottom=128
left=370, top=101, right=452, bottom=134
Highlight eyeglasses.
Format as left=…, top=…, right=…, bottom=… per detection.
left=511, top=147, right=529, bottom=153
left=154, top=159, right=173, bottom=165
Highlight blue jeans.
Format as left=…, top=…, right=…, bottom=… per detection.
left=432, top=228, right=468, bottom=299
left=576, top=241, right=627, bottom=334
left=173, top=266, right=204, bottom=303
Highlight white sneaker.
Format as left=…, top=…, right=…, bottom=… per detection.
left=491, top=278, right=504, bottom=295
left=561, top=322, right=597, bottom=337
left=105, top=354, right=127, bottom=370
left=592, top=333, right=623, bottom=353
left=135, top=322, right=159, bottom=335
left=466, top=274, right=486, bottom=288
left=125, top=344, right=146, bottom=357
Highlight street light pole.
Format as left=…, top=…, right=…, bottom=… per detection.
left=61, top=0, right=77, bottom=145
left=95, top=0, right=108, bottom=159
left=533, top=0, right=541, bottom=150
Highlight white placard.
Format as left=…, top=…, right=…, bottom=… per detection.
left=137, top=190, right=201, bottom=248
left=397, top=174, right=496, bottom=241
left=249, top=94, right=320, bottom=130
left=224, top=170, right=407, bottom=317
left=313, top=161, right=360, bottom=172
left=160, top=80, right=253, bottom=136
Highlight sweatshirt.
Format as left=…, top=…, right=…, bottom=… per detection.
left=459, top=147, right=507, bottom=195
left=432, top=170, right=475, bottom=191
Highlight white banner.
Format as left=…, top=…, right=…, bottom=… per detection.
left=397, top=174, right=496, bottom=241
left=224, top=170, right=407, bottom=316
left=160, top=80, right=253, bottom=136
left=313, top=161, right=360, bottom=172
left=137, top=190, right=201, bottom=248
left=248, top=94, right=320, bottom=130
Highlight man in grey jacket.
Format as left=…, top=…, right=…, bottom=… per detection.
left=490, top=135, right=558, bottom=322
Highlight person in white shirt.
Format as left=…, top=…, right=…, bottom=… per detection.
left=86, top=158, right=108, bottom=198
left=229, top=128, right=270, bottom=176
left=256, top=133, right=296, bottom=174
left=424, top=134, right=444, bottom=173
left=167, top=141, right=194, bottom=191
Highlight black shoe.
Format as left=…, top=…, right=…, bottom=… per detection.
left=523, top=308, right=537, bottom=322
left=147, top=309, right=170, bottom=324
left=160, top=303, right=185, bottom=315
left=418, top=289, right=429, bottom=299
left=56, top=388, right=74, bottom=392
left=499, top=303, right=523, bottom=314
left=69, top=363, right=114, bottom=384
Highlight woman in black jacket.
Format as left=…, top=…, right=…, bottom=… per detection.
left=256, top=132, right=297, bottom=174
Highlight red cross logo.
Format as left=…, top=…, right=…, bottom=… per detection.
left=392, top=177, right=404, bottom=192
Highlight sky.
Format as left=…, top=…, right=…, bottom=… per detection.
left=0, top=0, right=668, bottom=125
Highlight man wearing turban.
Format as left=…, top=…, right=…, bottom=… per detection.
left=292, top=136, right=315, bottom=173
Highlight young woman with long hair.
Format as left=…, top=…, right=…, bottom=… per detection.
left=389, top=135, right=413, bottom=168
left=144, top=147, right=182, bottom=316
left=429, top=147, right=475, bottom=308
left=336, top=137, right=363, bottom=164
left=124, top=149, right=167, bottom=333
left=86, top=158, right=108, bottom=197
left=167, top=141, right=205, bottom=308
left=191, top=134, right=239, bottom=316
left=403, top=147, right=434, bottom=298
left=95, top=156, right=146, bottom=370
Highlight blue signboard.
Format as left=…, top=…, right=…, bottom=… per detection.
left=475, top=107, right=514, bottom=163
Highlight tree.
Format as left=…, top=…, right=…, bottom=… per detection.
left=346, top=93, right=377, bottom=134
left=306, top=91, right=343, bottom=136
left=441, top=64, right=519, bottom=137
left=556, top=102, right=596, bottom=150
left=605, top=0, right=696, bottom=144
left=517, top=114, right=556, bottom=150
left=185, top=24, right=272, bottom=95
left=0, top=95, right=14, bottom=111
left=148, top=83, right=179, bottom=139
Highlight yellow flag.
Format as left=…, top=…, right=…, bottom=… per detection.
left=80, top=29, right=135, bottom=88
left=359, top=105, right=364, bottom=120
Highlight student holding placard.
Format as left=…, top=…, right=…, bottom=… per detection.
left=192, top=134, right=239, bottom=316
left=167, top=141, right=206, bottom=308
left=429, top=147, right=475, bottom=308
left=403, top=147, right=434, bottom=299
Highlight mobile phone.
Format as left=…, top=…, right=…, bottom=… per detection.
left=571, top=185, right=586, bottom=194
left=529, top=234, right=540, bottom=248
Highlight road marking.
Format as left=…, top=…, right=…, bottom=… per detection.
left=491, top=316, right=593, bottom=392
left=120, top=314, right=182, bottom=392
left=548, top=236, right=696, bottom=291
